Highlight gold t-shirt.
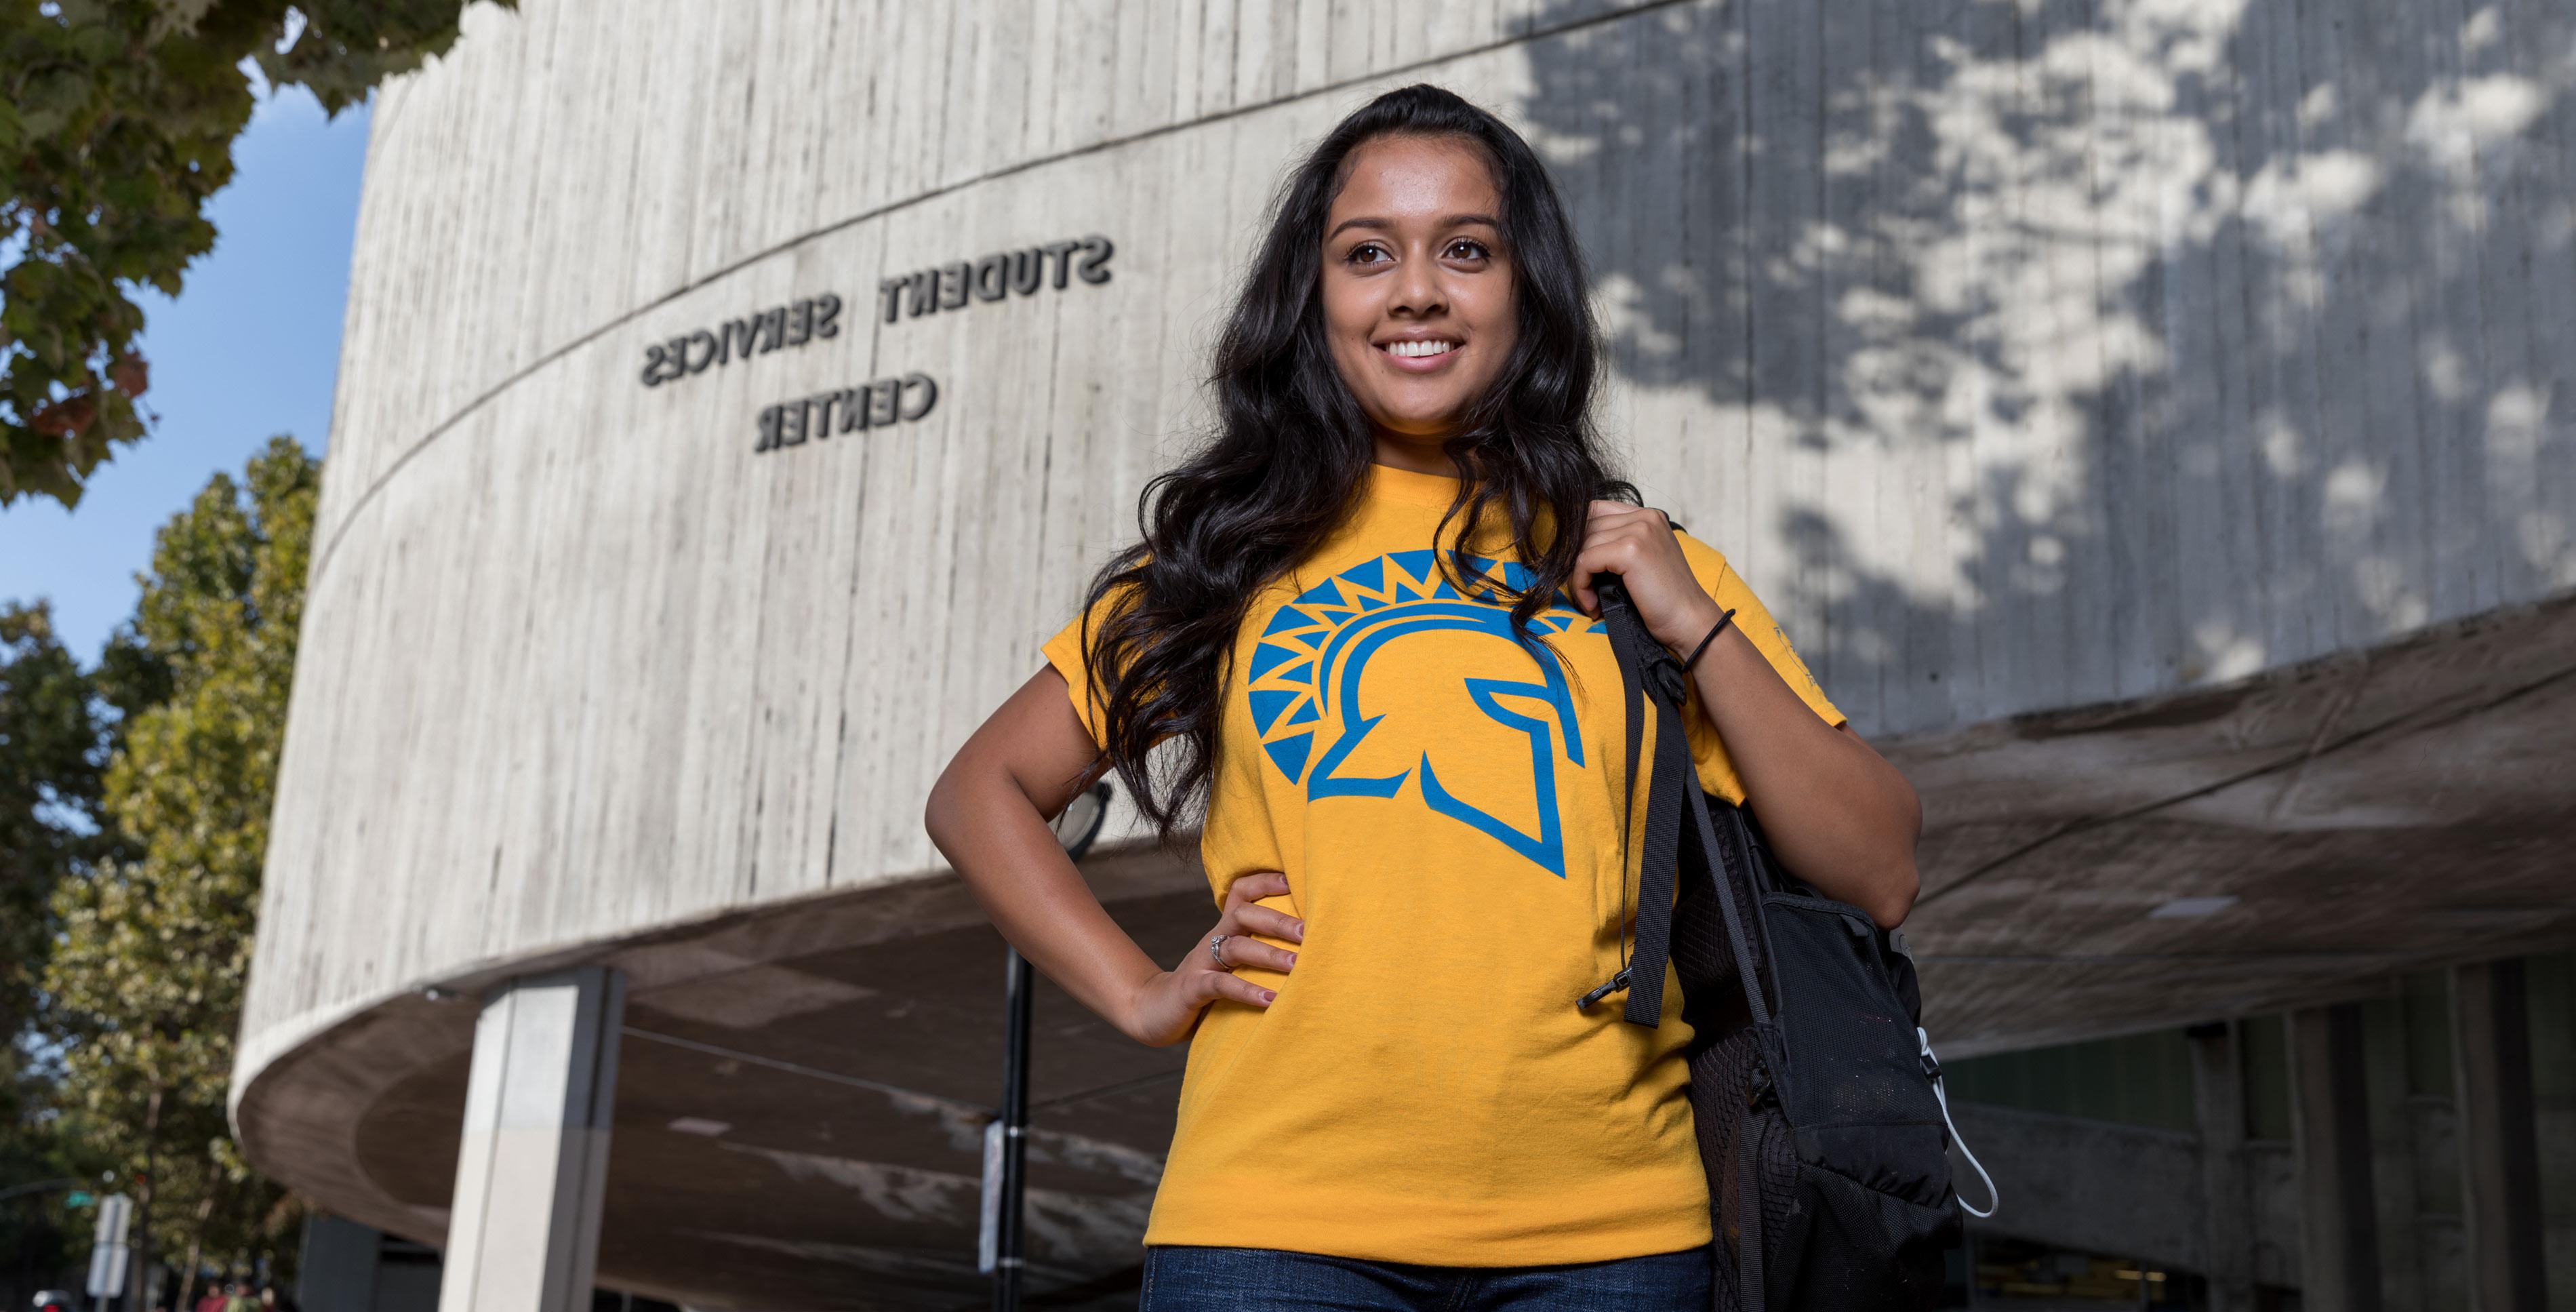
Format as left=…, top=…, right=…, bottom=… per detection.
left=1043, top=463, right=1844, bottom=1265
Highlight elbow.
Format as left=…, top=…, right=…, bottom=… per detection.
left=923, top=758, right=967, bottom=860
left=1865, top=860, right=1920, bottom=931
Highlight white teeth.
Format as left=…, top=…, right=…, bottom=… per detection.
left=1384, top=339, right=1457, bottom=358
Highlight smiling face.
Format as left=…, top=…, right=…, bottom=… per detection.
left=1320, top=134, right=1518, bottom=472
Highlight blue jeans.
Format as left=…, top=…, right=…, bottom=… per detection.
left=1139, top=1244, right=1711, bottom=1311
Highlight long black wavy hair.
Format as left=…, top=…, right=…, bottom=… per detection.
left=1080, top=83, right=1635, bottom=837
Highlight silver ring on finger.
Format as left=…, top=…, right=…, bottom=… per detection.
left=1207, top=934, right=1235, bottom=970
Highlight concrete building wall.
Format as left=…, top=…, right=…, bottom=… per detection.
left=248, top=0, right=1701, bottom=1088
left=229, top=19, right=2576, bottom=1299
left=238, top=0, right=2576, bottom=1111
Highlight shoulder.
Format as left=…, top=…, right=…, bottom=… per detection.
left=1670, top=527, right=1733, bottom=590
left=1670, top=530, right=1795, bottom=630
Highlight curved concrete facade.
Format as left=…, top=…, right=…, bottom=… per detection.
left=237, top=1, right=2576, bottom=1305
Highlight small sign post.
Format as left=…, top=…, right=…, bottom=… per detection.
left=85, top=1192, right=132, bottom=1309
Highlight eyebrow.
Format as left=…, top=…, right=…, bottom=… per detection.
left=1325, top=212, right=1503, bottom=241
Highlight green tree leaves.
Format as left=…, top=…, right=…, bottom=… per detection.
left=0, top=0, right=506, bottom=507
left=0, top=600, right=115, bottom=1281
left=42, top=435, right=318, bottom=1284
left=0, top=602, right=110, bottom=1031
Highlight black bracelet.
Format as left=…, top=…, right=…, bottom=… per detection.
left=1678, top=608, right=1738, bottom=671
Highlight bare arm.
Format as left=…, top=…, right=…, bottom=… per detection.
left=1571, top=504, right=1923, bottom=928
left=923, top=667, right=1301, bottom=1046
left=1673, top=635, right=1922, bottom=928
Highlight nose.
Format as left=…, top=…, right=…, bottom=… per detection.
left=1386, top=244, right=1447, bottom=319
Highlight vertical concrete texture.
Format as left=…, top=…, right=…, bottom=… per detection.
left=439, top=969, right=625, bottom=1312
left=236, top=0, right=2576, bottom=1107
left=2364, top=997, right=2433, bottom=1307
left=2192, top=1022, right=2257, bottom=1312
left=2452, top=961, right=2549, bottom=1311
left=2297, top=1003, right=2385, bottom=1312
left=2529, top=955, right=2576, bottom=1312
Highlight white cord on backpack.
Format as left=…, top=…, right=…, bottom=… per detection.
left=1920, top=1027, right=2000, bottom=1219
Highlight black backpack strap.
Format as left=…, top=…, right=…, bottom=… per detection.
left=1691, top=780, right=1772, bottom=1027
left=1594, top=580, right=1691, bottom=1027
left=1595, top=578, right=1773, bottom=1030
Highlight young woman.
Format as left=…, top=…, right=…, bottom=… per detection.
left=925, top=85, right=1921, bottom=1311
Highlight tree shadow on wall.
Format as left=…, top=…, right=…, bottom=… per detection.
left=1520, top=0, right=2576, bottom=739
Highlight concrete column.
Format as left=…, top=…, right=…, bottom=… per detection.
left=2451, top=960, right=2546, bottom=1312
left=2292, top=1003, right=2382, bottom=1312
left=2358, top=1000, right=2426, bottom=1307
left=438, top=968, right=625, bottom=1312
left=2188, top=1022, right=2257, bottom=1312
left=298, top=1214, right=382, bottom=1311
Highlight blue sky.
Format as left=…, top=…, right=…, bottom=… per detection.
left=0, top=83, right=369, bottom=662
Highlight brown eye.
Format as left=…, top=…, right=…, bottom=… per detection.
left=1445, top=238, right=1491, bottom=261
left=1346, top=242, right=1391, bottom=266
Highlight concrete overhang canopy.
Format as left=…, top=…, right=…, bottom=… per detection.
left=232, top=592, right=2576, bottom=1309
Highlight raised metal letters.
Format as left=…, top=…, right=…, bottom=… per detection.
left=646, top=233, right=1108, bottom=462
left=972, top=254, right=1009, bottom=302
left=642, top=293, right=841, bottom=387
left=754, top=373, right=940, bottom=454
left=875, top=233, right=1114, bottom=323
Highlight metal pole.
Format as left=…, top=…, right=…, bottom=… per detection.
left=994, top=782, right=1111, bottom=1312
left=994, top=949, right=1034, bottom=1312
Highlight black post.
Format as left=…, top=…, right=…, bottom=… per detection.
left=993, top=781, right=1110, bottom=1312
left=994, top=949, right=1034, bottom=1312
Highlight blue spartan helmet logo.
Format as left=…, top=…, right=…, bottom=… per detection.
left=1243, top=550, right=1600, bottom=877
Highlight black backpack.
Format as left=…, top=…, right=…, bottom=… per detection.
left=1588, top=581, right=1992, bottom=1311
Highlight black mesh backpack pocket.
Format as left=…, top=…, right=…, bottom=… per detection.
left=1763, top=892, right=1956, bottom=1305
left=1763, top=894, right=1945, bottom=1157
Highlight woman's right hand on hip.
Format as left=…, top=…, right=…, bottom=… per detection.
left=1120, top=871, right=1302, bottom=1047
